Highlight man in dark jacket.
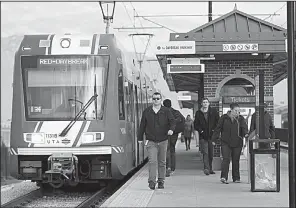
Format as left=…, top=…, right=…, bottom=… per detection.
left=163, top=99, right=185, bottom=177
left=194, top=98, right=220, bottom=175
left=211, top=103, right=248, bottom=184
left=249, top=103, right=275, bottom=149
left=138, top=92, right=176, bottom=190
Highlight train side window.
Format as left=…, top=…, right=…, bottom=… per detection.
left=118, top=71, right=125, bottom=120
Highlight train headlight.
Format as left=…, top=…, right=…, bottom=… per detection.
left=81, top=132, right=104, bottom=144
left=60, top=38, right=71, bottom=48
left=24, top=133, right=45, bottom=144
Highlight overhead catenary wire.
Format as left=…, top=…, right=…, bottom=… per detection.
left=263, top=3, right=286, bottom=21
left=121, top=2, right=155, bottom=73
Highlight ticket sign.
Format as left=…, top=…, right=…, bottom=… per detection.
left=156, top=41, right=196, bottom=55
left=223, top=96, right=256, bottom=104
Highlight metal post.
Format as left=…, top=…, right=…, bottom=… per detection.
left=259, top=69, right=265, bottom=141
left=106, top=19, right=110, bottom=34
left=208, top=1, right=213, bottom=22
left=287, top=1, right=296, bottom=208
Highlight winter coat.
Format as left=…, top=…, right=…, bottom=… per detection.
left=211, top=112, right=248, bottom=148
left=138, top=106, right=176, bottom=143
left=194, top=107, right=220, bottom=140
left=184, top=118, right=194, bottom=138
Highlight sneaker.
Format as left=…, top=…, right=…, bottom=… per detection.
left=220, top=178, right=229, bottom=184
left=158, top=182, right=164, bottom=189
left=204, top=169, right=210, bottom=175
left=233, top=179, right=241, bottom=183
left=210, top=170, right=216, bottom=174
left=148, top=182, right=155, bottom=190
left=170, top=171, right=175, bottom=175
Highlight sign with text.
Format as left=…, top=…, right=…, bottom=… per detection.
left=222, top=43, right=258, bottom=52
left=177, top=95, right=191, bottom=101
left=255, top=75, right=259, bottom=107
left=38, top=58, right=88, bottom=67
left=223, top=96, right=256, bottom=104
left=167, top=64, right=204, bottom=73
left=156, top=41, right=195, bottom=55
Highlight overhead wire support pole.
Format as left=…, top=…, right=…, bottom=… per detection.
left=128, top=33, right=154, bottom=71
left=99, top=1, right=115, bottom=34
left=287, top=2, right=296, bottom=208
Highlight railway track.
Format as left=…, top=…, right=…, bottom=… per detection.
left=2, top=160, right=147, bottom=208
left=2, top=189, right=43, bottom=208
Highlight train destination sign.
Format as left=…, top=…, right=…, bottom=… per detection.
left=39, top=58, right=88, bottom=65
left=223, top=96, right=256, bottom=104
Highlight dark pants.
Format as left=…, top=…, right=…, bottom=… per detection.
left=166, top=134, right=178, bottom=171
left=221, top=143, right=242, bottom=181
left=184, top=137, right=191, bottom=149
left=200, top=139, right=214, bottom=171
left=146, top=140, right=168, bottom=184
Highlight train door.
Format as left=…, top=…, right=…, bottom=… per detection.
left=137, top=87, right=144, bottom=164
left=134, top=85, right=139, bottom=166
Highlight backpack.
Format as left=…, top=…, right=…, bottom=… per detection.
left=171, top=108, right=185, bottom=134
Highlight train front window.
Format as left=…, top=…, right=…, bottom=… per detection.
left=21, top=55, right=109, bottom=121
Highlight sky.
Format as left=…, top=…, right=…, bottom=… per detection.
left=1, top=1, right=289, bottom=121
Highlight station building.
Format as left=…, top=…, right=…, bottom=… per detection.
left=156, top=9, right=287, bottom=168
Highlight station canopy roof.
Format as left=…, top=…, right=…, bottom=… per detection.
left=156, top=9, right=288, bottom=108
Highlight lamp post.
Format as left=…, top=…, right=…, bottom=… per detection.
left=99, top=1, right=115, bottom=34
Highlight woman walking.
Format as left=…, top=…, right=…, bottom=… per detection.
left=184, top=115, right=194, bottom=150
left=211, top=103, right=248, bottom=184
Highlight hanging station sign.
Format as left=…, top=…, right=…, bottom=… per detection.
left=155, top=41, right=196, bottom=54
left=222, top=43, right=259, bottom=52
left=223, top=96, right=256, bottom=104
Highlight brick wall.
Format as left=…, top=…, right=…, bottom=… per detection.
left=201, top=59, right=274, bottom=157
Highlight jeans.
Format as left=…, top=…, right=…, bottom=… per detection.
left=199, top=139, right=214, bottom=171
left=221, top=143, right=242, bottom=181
left=146, top=140, right=168, bottom=184
left=166, top=134, right=178, bottom=171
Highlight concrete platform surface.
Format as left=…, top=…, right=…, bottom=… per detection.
left=102, top=139, right=289, bottom=207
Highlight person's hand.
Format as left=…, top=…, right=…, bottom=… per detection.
left=168, top=130, right=173, bottom=135
left=245, top=134, right=249, bottom=138
left=212, top=142, right=215, bottom=146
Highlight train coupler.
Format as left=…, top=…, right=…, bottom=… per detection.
left=45, top=153, right=79, bottom=187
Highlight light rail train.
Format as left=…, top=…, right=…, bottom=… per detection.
left=10, top=33, right=156, bottom=188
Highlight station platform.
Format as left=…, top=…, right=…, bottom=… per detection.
left=102, top=140, right=289, bottom=207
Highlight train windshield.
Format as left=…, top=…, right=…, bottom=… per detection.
left=21, top=55, right=109, bottom=121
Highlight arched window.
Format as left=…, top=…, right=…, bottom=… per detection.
left=220, top=78, right=255, bottom=97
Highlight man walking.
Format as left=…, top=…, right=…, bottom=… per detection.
left=194, top=98, right=220, bottom=175
left=163, top=99, right=185, bottom=177
left=138, top=92, right=176, bottom=190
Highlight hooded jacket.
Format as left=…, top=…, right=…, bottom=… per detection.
left=211, top=111, right=248, bottom=147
